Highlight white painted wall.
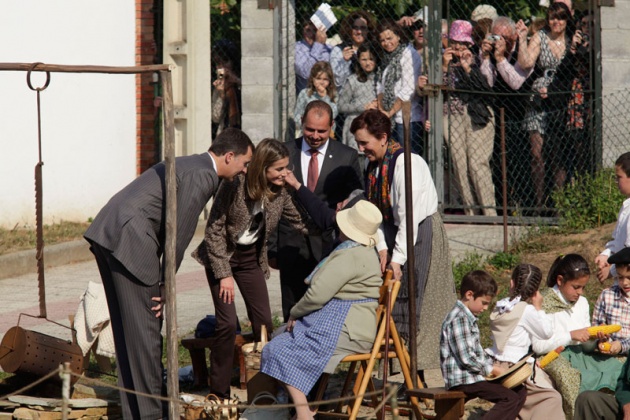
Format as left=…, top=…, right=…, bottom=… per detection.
left=0, top=1, right=135, bottom=228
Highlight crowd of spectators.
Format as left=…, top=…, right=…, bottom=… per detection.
left=294, top=0, right=595, bottom=215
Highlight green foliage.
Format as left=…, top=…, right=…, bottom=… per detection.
left=487, top=252, right=520, bottom=271
left=552, top=168, right=625, bottom=231
left=452, top=252, right=486, bottom=290
left=210, top=1, right=241, bottom=53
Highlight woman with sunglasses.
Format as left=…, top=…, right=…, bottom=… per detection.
left=517, top=2, right=580, bottom=209
left=192, top=138, right=308, bottom=399
left=330, top=10, right=376, bottom=93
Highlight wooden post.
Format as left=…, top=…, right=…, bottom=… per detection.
left=500, top=108, right=508, bottom=252
left=161, top=70, right=179, bottom=420
left=401, top=101, right=418, bottom=394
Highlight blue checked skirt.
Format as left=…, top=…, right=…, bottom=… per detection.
left=261, top=298, right=375, bottom=394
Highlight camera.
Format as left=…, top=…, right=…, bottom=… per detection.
left=582, top=33, right=590, bottom=43
left=217, top=68, right=225, bottom=80
left=487, top=34, right=501, bottom=42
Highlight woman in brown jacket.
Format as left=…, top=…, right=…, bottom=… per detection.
left=192, top=138, right=307, bottom=398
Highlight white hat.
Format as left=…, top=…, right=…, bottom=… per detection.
left=471, top=4, right=498, bottom=21
left=336, top=201, right=382, bottom=246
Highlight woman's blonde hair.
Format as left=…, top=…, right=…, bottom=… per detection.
left=245, top=138, right=290, bottom=202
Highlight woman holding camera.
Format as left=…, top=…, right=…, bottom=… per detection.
left=192, top=139, right=308, bottom=399
left=330, top=10, right=375, bottom=93
left=441, top=20, right=497, bottom=216
left=517, top=2, right=581, bottom=208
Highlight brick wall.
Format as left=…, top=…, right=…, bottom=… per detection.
left=136, top=0, right=158, bottom=174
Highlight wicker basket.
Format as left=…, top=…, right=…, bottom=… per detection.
left=241, top=325, right=267, bottom=374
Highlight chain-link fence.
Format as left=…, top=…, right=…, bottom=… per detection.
left=210, top=1, right=243, bottom=138
left=276, top=0, right=611, bottom=227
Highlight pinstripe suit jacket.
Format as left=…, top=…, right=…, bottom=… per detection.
left=84, top=153, right=219, bottom=286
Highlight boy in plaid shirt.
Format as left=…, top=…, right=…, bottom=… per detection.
left=440, top=270, right=526, bottom=419
left=592, top=247, right=630, bottom=355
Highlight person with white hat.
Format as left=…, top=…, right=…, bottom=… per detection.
left=471, top=4, right=499, bottom=22
left=261, top=200, right=383, bottom=420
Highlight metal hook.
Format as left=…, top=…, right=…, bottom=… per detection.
left=26, top=62, right=51, bottom=92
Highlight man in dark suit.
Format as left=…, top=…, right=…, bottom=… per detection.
left=84, top=128, right=254, bottom=419
left=272, top=100, right=362, bottom=321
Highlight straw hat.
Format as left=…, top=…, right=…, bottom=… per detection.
left=336, top=201, right=382, bottom=246
left=487, top=355, right=533, bottom=389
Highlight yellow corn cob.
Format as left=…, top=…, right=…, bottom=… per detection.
left=587, top=324, right=622, bottom=338
left=599, top=341, right=612, bottom=352
left=540, top=346, right=565, bottom=369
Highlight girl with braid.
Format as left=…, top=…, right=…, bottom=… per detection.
left=486, top=263, right=565, bottom=419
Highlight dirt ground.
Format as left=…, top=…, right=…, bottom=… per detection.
left=517, top=223, right=612, bottom=277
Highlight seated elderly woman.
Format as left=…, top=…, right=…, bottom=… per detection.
left=260, top=200, right=383, bottom=420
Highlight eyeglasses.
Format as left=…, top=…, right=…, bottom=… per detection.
left=352, top=25, right=368, bottom=31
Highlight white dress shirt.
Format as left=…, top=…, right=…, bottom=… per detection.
left=376, top=153, right=438, bottom=265
left=300, top=139, right=330, bottom=190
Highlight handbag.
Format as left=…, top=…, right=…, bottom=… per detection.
left=239, top=391, right=290, bottom=420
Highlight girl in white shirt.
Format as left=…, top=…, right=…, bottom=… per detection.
left=533, top=254, right=601, bottom=419
left=486, top=263, right=564, bottom=419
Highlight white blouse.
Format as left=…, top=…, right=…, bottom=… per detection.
left=531, top=286, right=592, bottom=355
left=376, top=46, right=422, bottom=124
left=486, top=304, right=554, bottom=363
left=375, top=153, right=438, bottom=266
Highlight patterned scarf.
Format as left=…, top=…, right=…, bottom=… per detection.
left=366, top=140, right=403, bottom=223
left=541, top=287, right=575, bottom=314
left=378, top=43, right=406, bottom=111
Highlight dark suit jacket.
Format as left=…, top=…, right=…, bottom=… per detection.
left=271, top=138, right=362, bottom=274
left=85, top=153, right=219, bottom=285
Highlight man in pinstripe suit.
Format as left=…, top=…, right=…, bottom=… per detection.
left=84, top=128, right=254, bottom=419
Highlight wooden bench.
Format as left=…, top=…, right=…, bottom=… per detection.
left=406, top=387, right=466, bottom=420
left=181, top=332, right=253, bottom=389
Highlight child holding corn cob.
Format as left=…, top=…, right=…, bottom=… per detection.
left=533, top=254, right=623, bottom=419
left=592, top=247, right=630, bottom=355
left=485, top=264, right=564, bottom=419
left=440, top=270, right=527, bottom=419
left=595, top=152, right=630, bottom=283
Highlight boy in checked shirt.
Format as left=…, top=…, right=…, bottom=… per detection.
left=440, top=270, right=526, bottom=419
